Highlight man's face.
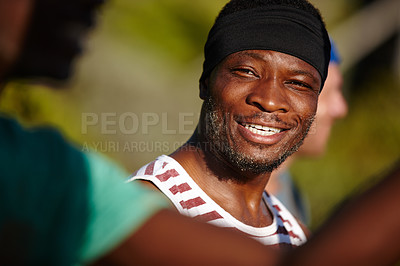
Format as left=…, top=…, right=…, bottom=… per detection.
left=8, top=0, right=104, bottom=81
left=200, top=50, right=321, bottom=174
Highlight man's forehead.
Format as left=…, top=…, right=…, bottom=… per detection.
left=231, top=50, right=310, bottom=62
left=200, top=6, right=331, bottom=91
left=229, top=50, right=320, bottom=75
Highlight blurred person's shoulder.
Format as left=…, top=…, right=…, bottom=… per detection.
left=0, top=114, right=89, bottom=177
left=0, top=114, right=91, bottom=264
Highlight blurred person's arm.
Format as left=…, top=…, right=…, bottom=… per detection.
left=0, top=116, right=92, bottom=265
left=91, top=208, right=279, bottom=266
left=281, top=161, right=400, bottom=266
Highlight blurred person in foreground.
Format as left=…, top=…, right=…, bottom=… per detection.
left=266, top=39, right=348, bottom=226
left=1, top=0, right=400, bottom=265
left=0, top=0, right=168, bottom=264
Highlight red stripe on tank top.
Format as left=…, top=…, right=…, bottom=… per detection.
left=155, top=169, right=180, bottom=182
left=180, top=197, right=206, bottom=209
left=169, top=183, right=192, bottom=195
left=144, top=161, right=156, bottom=175
left=274, top=226, right=301, bottom=240
left=288, top=230, right=301, bottom=240
left=194, top=211, right=223, bottom=222
left=277, top=215, right=292, bottom=227
left=273, top=204, right=281, bottom=212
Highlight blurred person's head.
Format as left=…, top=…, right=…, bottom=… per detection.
left=0, top=0, right=33, bottom=81
left=4, top=0, right=104, bottom=83
left=296, top=39, right=348, bottom=157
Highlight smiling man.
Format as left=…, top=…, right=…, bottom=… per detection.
left=129, top=0, right=331, bottom=248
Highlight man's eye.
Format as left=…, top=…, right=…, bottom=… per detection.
left=232, top=68, right=257, bottom=77
left=286, top=80, right=312, bottom=89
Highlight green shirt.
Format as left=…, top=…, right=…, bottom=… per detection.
left=0, top=116, right=168, bottom=265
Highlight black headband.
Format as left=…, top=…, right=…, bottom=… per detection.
left=200, top=6, right=331, bottom=90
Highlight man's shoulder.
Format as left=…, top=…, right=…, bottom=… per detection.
left=127, top=155, right=181, bottom=208
left=130, top=155, right=182, bottom=178
left=127, top=155, right=189, bottom=195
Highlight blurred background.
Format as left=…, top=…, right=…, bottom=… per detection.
left=1, top=0, right=399, bottom=229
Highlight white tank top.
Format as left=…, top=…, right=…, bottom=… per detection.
left=128, top=155, right=307, bottom=248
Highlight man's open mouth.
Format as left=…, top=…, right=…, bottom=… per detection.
left=242, top=123, right=284, bottom=136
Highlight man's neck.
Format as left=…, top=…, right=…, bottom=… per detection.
left=170, top=134, right=274, bottom=227
left=266, top=156, right=295, bottom=195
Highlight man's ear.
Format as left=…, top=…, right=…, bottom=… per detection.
left=199, top=78, right=209, bottom=100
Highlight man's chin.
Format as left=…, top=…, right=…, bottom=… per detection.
left=221, top=149, right=290, bottom=175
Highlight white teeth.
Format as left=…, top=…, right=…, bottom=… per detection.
left=244, top=123, right=282, bottom=136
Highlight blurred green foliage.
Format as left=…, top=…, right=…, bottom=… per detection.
left=1, top=0, right=399, bottom=229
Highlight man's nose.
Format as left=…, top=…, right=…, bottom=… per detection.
left=245, top=79, right=290, bottom=113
